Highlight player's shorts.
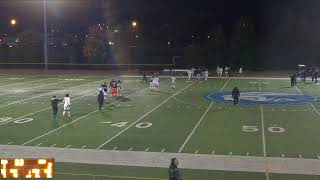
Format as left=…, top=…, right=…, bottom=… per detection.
left=64, top=104, right=70, bottom=111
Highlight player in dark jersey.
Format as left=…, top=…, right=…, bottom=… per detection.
left=232, top=87, right=240, bottom=106
left=51, top=95, right=63, bottom=119
left=97, top=90, right=105, bottom=111
left=142, top=71, right=148, bottom=83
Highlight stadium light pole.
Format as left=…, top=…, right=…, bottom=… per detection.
left=44, top=0, right=48, bottom=71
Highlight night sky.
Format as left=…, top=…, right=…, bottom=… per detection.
left=0, top=0, right=316, bottom=37
left=1, top=0, right=320, bottom=67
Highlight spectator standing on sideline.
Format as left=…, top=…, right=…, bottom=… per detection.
left=169, top=158, right=183, bottom=180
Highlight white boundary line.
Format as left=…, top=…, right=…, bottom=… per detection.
left=178, top=79, right=230, bottom=153
left=21, top=86, right=149, bottom=146
left=96, top=81, right=198, bottom=150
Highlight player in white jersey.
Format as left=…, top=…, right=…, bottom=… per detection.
left=63, top=94, right=71, bottom=118
left=219, top=67, right=223, bottom=77
left=204, top=70, right=209, bottom=81
left=224, top=67, right=229, bottom=77
left=153, top=76, right=159, bottom=91
left=116, top=80, right=122, bottom=96
left=171, top=75, right=176, bottom=89
left=187, top=70, right=192, bottom=81
left=239, top=67, right=243, bottom=77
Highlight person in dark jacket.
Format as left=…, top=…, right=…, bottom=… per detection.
left=97, top=90, right=105, bottom=111
left=51, top=95, right=63, bottom=119
left=290, top=73, right=295, bottom=87
left=169, top=158, right=182, bottom=180
left=232, top=87, right=240, bottom=106
left=142, top=71, right=148, bottom=83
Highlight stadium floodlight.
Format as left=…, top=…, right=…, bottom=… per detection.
left=10, top=18, right=17, bottom=26
left=132, top=21, right=137, bottom=28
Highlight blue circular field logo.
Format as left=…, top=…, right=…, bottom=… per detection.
left=205, top=92, right=319, bottom=106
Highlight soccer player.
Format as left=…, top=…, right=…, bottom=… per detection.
left=290, top=73, right=295, bottom=87
left=232, top=87, right=240, bottom=106
left=110, top=79, right=118, bottom=97
left=219, top=67, right=223, bottom=77
left=204, top=69, right=209, bottom=81
left=63, top=94, right=71, bottom=118
left=116, top=80, right=122, bottom=96
left=142, top=71, right=148, bottom=83
left=51, top=95, right=63, bottom=120
left=99, top=82, right=108, bottom=95
left=224, top=66, right=229, bottom=77
left=187, top=70, right=192, bottom=81
left=171, top=75, right=176, bottom=89
left=239, top=67, right=243, bottom=77
left=150, top=76, right=154, bottom=90
left=153, top=75, right=160, bottom=91
left=97, top=90, right=104, bottom=111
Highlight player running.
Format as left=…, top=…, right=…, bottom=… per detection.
left=63, top=94, right=71, bottom=118
left=171, top=75, right=176, bottom=89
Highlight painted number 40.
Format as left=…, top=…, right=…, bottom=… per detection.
left=242, top=125, right=285, bottom=133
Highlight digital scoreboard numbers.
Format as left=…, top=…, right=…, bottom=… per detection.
left=0, top=158, right=54, bottom=178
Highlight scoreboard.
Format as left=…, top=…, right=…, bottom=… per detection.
left=0, top=158, right=54, bottom=178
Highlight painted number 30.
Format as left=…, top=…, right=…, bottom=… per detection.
left=242, top=125, right=285, bottom=133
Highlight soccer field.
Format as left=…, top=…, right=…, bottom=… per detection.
left=1, top=73, right=320, bottom=179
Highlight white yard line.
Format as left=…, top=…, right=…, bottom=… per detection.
left=0, top=79, right=104, bottom=108
left=81, top=145, right=87, bottom=149
left=96, top=81, right=198, bottom=150
left=0, top=90, right=96, bottom=126
left=295, top=86, right=320, bottom=117
left=50, top=144, right=56, bottom=148
left=65, top=145, right=72, bottom=148
left=0, top=80, right=68, bottom=96
left=21, top=87, right=149, bottom=146
left=35, top=143, right=42, bottom=147
left=258, top=81, right=267, bottom=157
left=259, top=80, right=269, bottom=180
left=178, top=79, right=230, bottom=153
left=260, top=105, right=267, bottom=157
left=0, top=78, right=48, bottom=89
